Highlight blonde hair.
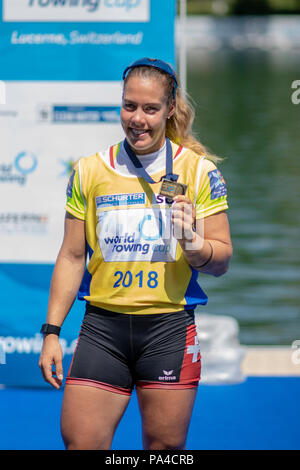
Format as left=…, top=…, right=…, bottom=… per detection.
left=123, top=65, right=222, bottom=164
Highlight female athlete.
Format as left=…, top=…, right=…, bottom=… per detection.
left=39, top=57, right=232, bottom=450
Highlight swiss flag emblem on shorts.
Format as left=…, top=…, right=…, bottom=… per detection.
left=179, top=325, right=201, bottom=385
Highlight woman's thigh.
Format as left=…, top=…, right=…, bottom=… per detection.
left=136, top=386, right=198, bottom=450
left=61, top=384, right=131, bottom=450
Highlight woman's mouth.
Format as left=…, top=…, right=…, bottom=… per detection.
left=129, top=128, right=150, bottom=138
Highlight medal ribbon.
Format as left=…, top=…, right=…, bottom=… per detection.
left=123, top=138, right=178, bottom=184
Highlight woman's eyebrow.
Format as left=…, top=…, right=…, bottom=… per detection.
left=123, top=99, right=161, bottom=106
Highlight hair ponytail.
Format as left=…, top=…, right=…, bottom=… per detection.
left=166, top=89, right=222, bottom=164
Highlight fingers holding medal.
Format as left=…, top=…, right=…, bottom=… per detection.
left=171, top=195, right=196, bottom=243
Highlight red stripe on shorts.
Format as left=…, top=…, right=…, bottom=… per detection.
left=66, top=377, right=132, bottom=396
left=178, top=324, right=201, bottom=385
left=136, top=381, right=197, bottom=390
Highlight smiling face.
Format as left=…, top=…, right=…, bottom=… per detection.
left=121, top=74, right=175, bottom=155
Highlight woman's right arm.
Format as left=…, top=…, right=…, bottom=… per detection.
left=39, top=212, right=86, bottom=389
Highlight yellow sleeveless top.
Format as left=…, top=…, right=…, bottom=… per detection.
left=65, top=140, right=228, bottom=314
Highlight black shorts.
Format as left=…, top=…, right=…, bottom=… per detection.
left=66, top=305, right=201, bottom=396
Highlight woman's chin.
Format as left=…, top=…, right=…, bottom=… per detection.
left=127, top=138, right=153, bottom=154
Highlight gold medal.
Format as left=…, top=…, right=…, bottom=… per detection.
left=159, top=178, right=187, bottom=200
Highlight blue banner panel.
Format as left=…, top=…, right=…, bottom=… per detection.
left=0, top=0, right=176, bottom=80
left=0, top=263, right=83, bottom=386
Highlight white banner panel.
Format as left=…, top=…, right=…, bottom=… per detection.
left=0, top=81, right=124, bottom=263
left=3, top=0, right=150, bottom=23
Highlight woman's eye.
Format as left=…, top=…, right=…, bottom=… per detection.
left=145, top=107, right=158, bottom=113
left=123, top=103, right=135, bottom=111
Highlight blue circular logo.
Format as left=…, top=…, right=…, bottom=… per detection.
left=14, top=152, right=38, bottom=175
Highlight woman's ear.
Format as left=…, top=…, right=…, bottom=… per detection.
left=167, top=100, right=176, bottom=120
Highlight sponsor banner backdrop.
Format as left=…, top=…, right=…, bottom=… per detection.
left=0, top=0, right=176, bottom=386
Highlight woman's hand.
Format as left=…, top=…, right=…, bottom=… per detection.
left=172, top=204, right=232, bottom=276
left=39, top=335, right=64, bottom=390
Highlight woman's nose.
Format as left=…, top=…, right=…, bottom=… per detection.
left=131, top=107, right=145, bottom=125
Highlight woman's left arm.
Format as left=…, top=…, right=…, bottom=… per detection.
left=172, top=195, right=232, bottom=277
